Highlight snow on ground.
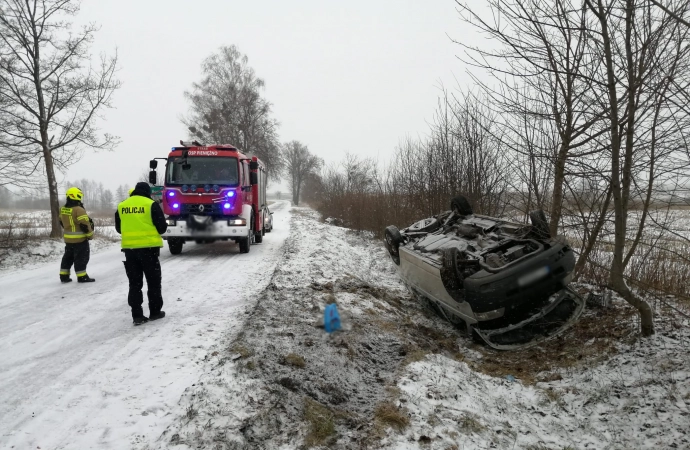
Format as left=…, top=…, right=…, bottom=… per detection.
left=0, top=235, right=118, bottom=272
left=0, top=200, right=292, bottom=449
left=143, top=207, right=415, bottom=449
left=145, top=206, right=690, bottom=450
left=2, top=204, right=689, bottom=449
left=385, top=315, right=690, bottom=449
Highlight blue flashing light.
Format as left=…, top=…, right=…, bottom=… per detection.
left=172, top=203, right=179, bottom=208
left=168, top=191, right=175, bottom=197
left=223, top=202, right=231, bottom=209
left=226, top=191, right=235, bottom=198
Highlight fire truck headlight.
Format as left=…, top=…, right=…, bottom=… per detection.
left=166, top=219, right=176, bottom=226
left=227, top=218, right=246, bottom=226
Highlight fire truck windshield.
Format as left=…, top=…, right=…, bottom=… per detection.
left=166, top=156, right=239, bottom=186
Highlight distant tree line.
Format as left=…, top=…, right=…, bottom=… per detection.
left=0, top=181, right=132, bottom=212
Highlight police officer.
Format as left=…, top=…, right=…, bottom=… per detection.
left=115, top=182, right=168, bottom=325
left=59, top=187, right=96, bottom=283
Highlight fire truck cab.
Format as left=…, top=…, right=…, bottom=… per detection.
left=148, top=142, right=270, bottom=255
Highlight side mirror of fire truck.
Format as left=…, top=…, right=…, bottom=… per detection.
left=249, top=160, right=259, bottom=170
left=149, top=160, right=158, bottom=169
left=250, top=172, right=258, bottom=185
left=148, top=170, right=157, bottom=185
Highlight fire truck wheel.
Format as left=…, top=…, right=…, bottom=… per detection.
left=255, top=225, right=264, bottom=244
left=239, top=237, right=250, bottom=254
left=168, top=239, right=183, bottom=255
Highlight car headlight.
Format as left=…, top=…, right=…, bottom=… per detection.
left=166, top=219, right=176, bottom=226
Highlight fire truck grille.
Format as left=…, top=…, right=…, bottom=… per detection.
left=181, top=204, right=222, bottom=215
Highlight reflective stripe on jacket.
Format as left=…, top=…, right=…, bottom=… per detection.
left=117, top=196, right=163, bottom=249
left=60, top=206, right=93, bottom=244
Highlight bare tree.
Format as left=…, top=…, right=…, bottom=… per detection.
left=584, top=0, right=690, bottom=335
left=283, top=141, right=322, bottom=206
left=183, top=45, right=283, bottom=178
left=457, top=0, right=607, bottom=235
left=0, top=0, right=120, bottom=237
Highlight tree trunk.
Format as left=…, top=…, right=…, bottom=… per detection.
left=293, top=174, right=300, bottom=206
left=549, top=139, right=570, bottom=236
left=44, top=146, right=62, bottom=238
left=610, top=270, right=655, bottom=335
left=587, top=0, right=654, bottom=336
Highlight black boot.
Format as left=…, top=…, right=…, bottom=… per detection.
left=77, top=274, right=96, bottom=283
left=133, top=316, right=149, bottom=326
left=149, top=311, right=166, bottom=321
left=60, top=274, right=72, bottom=283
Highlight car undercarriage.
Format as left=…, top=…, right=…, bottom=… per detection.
left=384, top=196, right=585, bottom=350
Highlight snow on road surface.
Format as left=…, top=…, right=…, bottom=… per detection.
left=0, top=200, right=291, bottom=449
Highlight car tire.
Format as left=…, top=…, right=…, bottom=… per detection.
left=451, top=195, right=473, bottom=216
left=168, top=239, right=183, bottom=255
left=384, top=225, right=403, bottom=265
left=529, top=209, right=551, bottom=238
left=441, top=247, right=466, bottom=297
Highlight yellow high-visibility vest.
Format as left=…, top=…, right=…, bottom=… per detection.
left=118, top=196, right=163, bottom=249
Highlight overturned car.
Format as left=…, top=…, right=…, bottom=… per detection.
left=384, top=196, right=584, bottom=350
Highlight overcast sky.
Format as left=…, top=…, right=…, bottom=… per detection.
left=66, top=0, right=482, bottom=192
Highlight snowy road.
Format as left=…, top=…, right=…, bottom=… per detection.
left=0, top=201, right=291, bottom=449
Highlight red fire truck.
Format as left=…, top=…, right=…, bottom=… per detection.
left=148, top=141, right=272, bottom=255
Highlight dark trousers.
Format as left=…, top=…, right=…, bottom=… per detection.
left=123, top=248, right=163, bottom=319
left=60, top=241, right=90, bottom=276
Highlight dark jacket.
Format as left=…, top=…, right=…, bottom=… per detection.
left=115, top=187, right=167, bottom=235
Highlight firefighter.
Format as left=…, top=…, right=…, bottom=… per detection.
left=115, top=182, right=168, bottom=325
left=59, top=187, right=96, bottom=283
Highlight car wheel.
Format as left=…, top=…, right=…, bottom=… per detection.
left=529, top=209, right=551, bottom=238
left=384, top=225, right=403, bottom=265
left=451, top=195, right=473, bottom=216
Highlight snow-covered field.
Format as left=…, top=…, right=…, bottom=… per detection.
left=1, top=203, right=689, bottom=449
